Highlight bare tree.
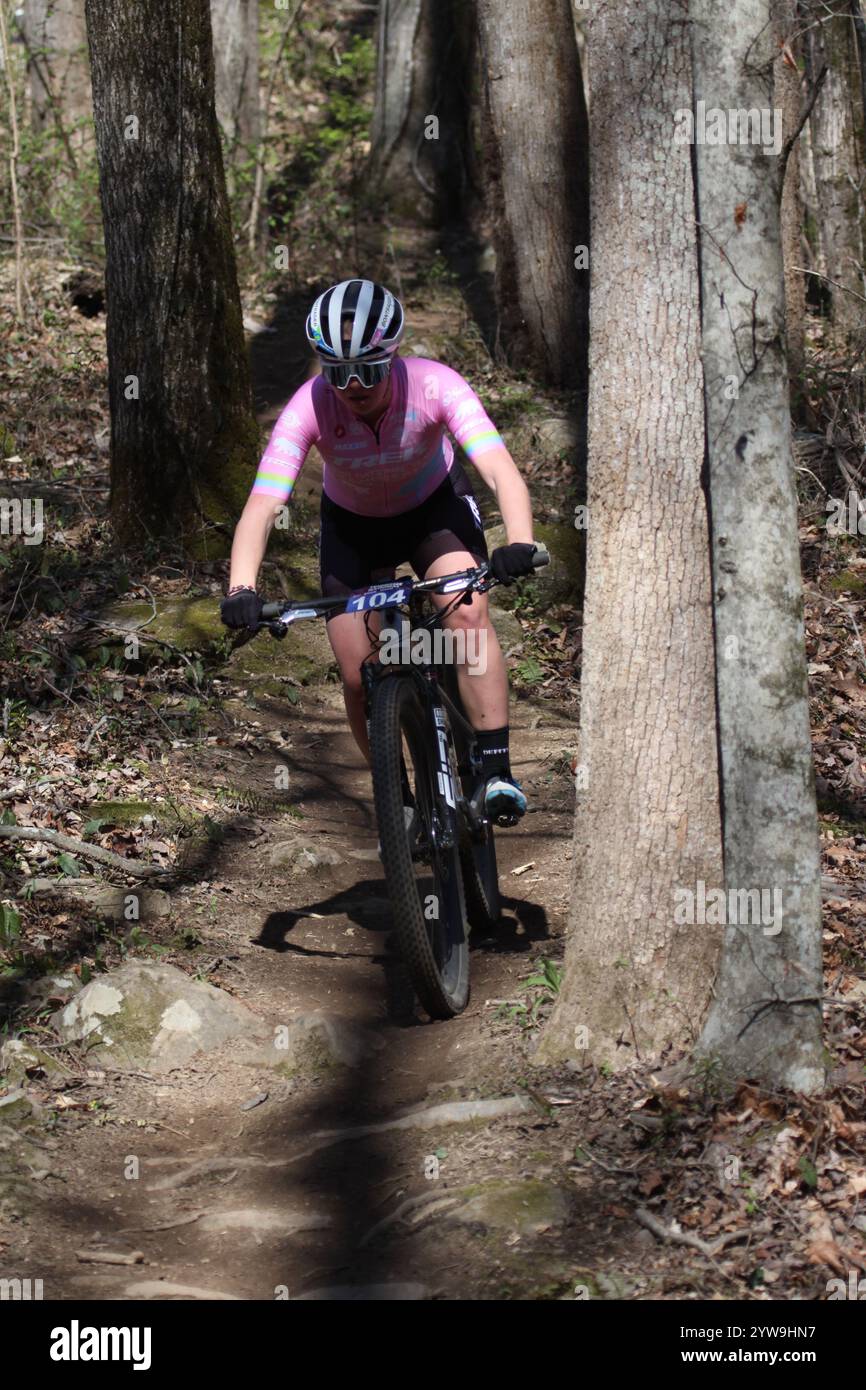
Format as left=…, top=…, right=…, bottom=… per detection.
left=369, top=0, right=474, bottom=221
left=808, top=1, right=865, bottom=340
left=22, top=0, right=92, bottom=163
left=85, top=0, right=259, bottom=549
left=210, top=0, right=260, bottom=168
left=475, top=0, right=589, bottom=390
left=537, top=0, right=723, bottom=1071
left=692, top=0, right=823, bottom=1092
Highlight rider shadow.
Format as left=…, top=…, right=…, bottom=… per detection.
left=255, top=880, right=419, bottom=1023
left=255, top=882, right=551, bottom=1023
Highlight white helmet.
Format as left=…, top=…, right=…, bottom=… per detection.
left=305, top=279, right=405, bottom=360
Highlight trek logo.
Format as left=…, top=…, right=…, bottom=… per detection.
left=434, top=708, right=457, bottom=808
left=49, top=1321, right=152, bottom=1371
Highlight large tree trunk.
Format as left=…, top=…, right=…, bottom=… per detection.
left=23, top=0, right=92, bottom=155
left=85, top=0, right=259, bottom=550
left=369, top=0, right=473, bottom=222
left=692, top=0, right=823, bottom=1092
left=537, top=0, right=723, bottom=1071
left=475, top=0, right=589, bottom=391
left=808, top=7, right=865, bottom=342
left=209, top=0, right=259, bottom=161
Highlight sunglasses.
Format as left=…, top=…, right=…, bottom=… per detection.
left=320, top=357, right=393, bottom=390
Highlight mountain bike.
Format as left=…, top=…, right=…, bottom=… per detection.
left=256, top=544, right=549, bottom=1018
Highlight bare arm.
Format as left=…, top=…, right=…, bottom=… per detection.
left=469, top=445, right=534, bottom=545
left=228, top=492, right=284, bottom=589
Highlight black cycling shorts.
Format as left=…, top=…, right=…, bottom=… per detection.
left=318, top=459, right=488, bottom=620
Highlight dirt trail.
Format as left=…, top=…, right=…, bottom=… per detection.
left=4, top=268, right=637, bottom=1302
left=9, top=681, right=623, bottom=1302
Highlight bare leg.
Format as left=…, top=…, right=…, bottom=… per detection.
left=425, top=550, right=508, bottom=730
left=325, top=608, right=381, bottom=761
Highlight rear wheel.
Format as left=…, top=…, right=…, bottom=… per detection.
left=370, top=674, right=470, bottom=1018
left=441, top=664, right=502, bottom=931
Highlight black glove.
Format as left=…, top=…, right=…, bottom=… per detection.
left=220, top=587, right=264, bottom=630
left=489, top=542, right=538, bottom=585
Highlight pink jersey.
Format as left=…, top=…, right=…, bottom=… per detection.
left=251, top=356, right=505, bottom=518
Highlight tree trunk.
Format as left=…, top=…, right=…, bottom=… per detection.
left=84, top=0, right=259, bottom=551
left=369, top=0, right=472, bottom=222
left=808, top=7, right=864, bottom=341
left=692, top=0, right=823, bottom=1092
left=475, top=0, right=589, bottom=391
left=209, top=0, right=259, bottom=162
left=23, top=0, right=92, bottom=154
left=773, top=0, right=807, bottom=407
left=537, top=0, right=723, bottom=1072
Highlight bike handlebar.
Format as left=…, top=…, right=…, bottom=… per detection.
left=256, top=544, right=549, bottom=626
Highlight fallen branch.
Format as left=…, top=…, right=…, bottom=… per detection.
left=634, top=1206, right=720, bottom=1258
left=0, top=825, right=169, bottom=878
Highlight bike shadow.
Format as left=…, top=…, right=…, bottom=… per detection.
left=255, top=880, right=551, bottom=1024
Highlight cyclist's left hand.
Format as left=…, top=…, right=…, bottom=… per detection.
left=489, top=542, right=538, bottom=585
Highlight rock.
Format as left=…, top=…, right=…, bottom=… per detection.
left=295, top=1284, right=430, bottom=1300
left=535, top=416, right=581, bottom=456
left=27, top=877, right=171, bottom=922
left=262, top=1012, right=385, bottom=1074
left=0, top=1089, right=35, bottom=1126
left=450, top=1179, right=573, bottom=1236
left=0, top=1039, right=69, bottom=1086
left=227, top=614, right=335, bottom=690
left=92, top=592, right=335, bottom=689
left=267, top=839, right=343, bottom=870
left=21, top=972, right=80, bottom=1006
left=488, top=603, right=524, bottom=655
left=51, top=962, right=269, bottom=1072
left=485, top=520, right=585, bottom=607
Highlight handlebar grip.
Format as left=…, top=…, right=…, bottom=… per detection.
left=260, top=601, right=282, bottom=618
left=532, top=544, right=550, bottom=568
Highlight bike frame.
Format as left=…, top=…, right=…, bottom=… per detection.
left=259, top=563, right=497, bottom=846
left=257, top=548, right=549, bottom=843
left=359, top=585, right=489, bottom=850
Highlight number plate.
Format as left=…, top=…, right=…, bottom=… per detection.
left=345, top=584, right=410, bottom=613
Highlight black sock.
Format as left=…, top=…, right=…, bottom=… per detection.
left=476, top=727, right=511, bottom=780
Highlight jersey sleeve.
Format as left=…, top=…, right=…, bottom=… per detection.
left=429, top=362, right=507, bottom=464
left=251, top=378, right=319, bottom=502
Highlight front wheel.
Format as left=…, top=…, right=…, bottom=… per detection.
left=369, top=674, right=470, bottom=1018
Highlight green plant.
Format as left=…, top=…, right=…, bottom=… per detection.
left=0, top=903, right=21, bottom=949
left=495, top=957, right=563, bottom=1029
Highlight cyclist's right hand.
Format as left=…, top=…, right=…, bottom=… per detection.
left=220, top=587, right=264, bottom=630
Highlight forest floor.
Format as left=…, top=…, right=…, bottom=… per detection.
left=1, top=230, right=865, bottom=1301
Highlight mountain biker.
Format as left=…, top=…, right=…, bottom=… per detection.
left=221, top=278, right=539, bottom=826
